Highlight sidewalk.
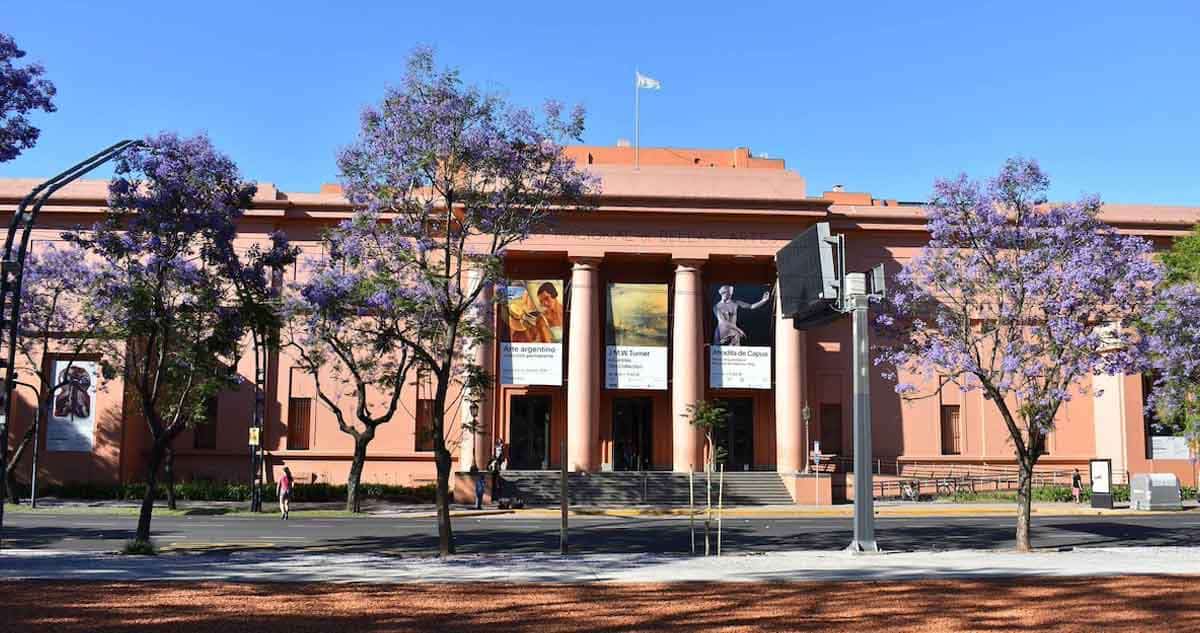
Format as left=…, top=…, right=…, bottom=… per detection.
left=9, top=497, right=1198, bottom=519
left=2, top=546, right=1198, bottom=583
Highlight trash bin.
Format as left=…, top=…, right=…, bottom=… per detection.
left=1130, top=473, right=1182, bottom=511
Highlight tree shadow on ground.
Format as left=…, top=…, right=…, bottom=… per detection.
left=0, top=576, right=1196, bottom=633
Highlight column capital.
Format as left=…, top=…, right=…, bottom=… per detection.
left=569, top=256, right=603, bottom=269
left=671, top=258, right=707, bottom=272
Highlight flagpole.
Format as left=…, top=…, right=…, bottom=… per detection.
left=634, top=69, right=640, bottom=170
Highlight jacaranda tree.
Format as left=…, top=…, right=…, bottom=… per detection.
left=874, top=158, right=1161, bottom=551
left=4, top=245, right=113, bottom=502
left=64, top=133, right=273, bottom=547
left=0, top=32, right=56, bottom=163
left=1140, top=279, right=1200, bottom=454
left=290, top=48, right=595, bottom=552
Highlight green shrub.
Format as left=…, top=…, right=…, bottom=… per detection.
left=121, top=539, right=157, bottom=555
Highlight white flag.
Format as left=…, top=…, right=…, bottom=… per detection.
left=635, top=71, right=661, bottom=90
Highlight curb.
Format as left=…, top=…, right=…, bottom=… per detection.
left=493, top=506, right=1200, bottom=520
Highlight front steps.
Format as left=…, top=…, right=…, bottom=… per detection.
left=497, top=470, right=794, bottom=506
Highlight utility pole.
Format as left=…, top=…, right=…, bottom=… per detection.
left=845, top=272, right=878, bottom=553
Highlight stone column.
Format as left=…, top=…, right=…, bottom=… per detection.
left=567, top=258, right=600, bottom=471
left=672, top=260, right=705, bottom=472
left=774, top=280, right=807, bottom=474
left=459, top=268, right=493, bottom=471
left=1093, top=372, right=1129, bottom=478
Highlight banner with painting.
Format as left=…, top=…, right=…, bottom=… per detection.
left=708, top=283, right=774, bottom=389
left=499, top=279, right=565, bottom=385
left=605, top=283, right=669, bottom=390
left=46, top=360, right=97, bottom=452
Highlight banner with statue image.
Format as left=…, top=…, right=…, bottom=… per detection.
left=499, top=279, right=565, bottom=385
left=708, top=283, right=774, bottom=389
left=605, top=283, right=669, bottom=390
left=46, top=359, right=97, bottom=452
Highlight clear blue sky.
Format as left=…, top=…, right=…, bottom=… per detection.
left=4, top=1, right=1199, bottom=204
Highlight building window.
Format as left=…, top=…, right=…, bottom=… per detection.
left=818, top=403, right=843, bottom=456
left=193, top=395, right=218, bottom=450
left=287, top=397, right=312, bottom=450
left=415, top=399, right=435, bottom=452
left=940, top=405, right=961, bottom=455
left=1143, top=373, right=1186, bottom=459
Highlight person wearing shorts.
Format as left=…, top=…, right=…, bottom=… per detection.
left=278, top=466, right=294, bottom=520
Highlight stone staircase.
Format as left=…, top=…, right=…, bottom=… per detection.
left=497, top=470, right=793, bottom=506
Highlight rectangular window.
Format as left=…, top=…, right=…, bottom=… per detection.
left=1143, top=373, right=1187, bottom=459
left=940, top=405, right=961, bottom=455
left=193, top=396, right=218, bottom=450
left=287, top=397, right=312, bottom=450
left=415, top=399, right=436, bottom=452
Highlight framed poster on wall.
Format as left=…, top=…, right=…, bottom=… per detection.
left=46, top=360, right=97, bottom=452
left=708, top=283, right=773, bottom=389
left=605, top=282, right=669, bottom=390
left=498, top=279, right=565, bottom=386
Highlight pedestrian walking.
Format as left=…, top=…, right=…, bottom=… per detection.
left=490, top=439, right=506, bottom=501
left=1071, top=468, right=1083, bottom=504
left=471, top=464, right=485, bottom=510
left=278, top=466, right=294, bottom=520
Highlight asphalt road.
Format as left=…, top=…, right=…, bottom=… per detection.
left=3, top=511, right=1199, bottom=554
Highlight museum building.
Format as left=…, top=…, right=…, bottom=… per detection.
left=1, top=144, right=1196, bottom=503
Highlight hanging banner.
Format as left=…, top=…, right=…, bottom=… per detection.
left=605, top=283, right=669, bottom=390
left=46, top=360, right=97, bottom=452
left=499, top=279, right=565, bottom=385
left=708, top=284, right=774, bottom=389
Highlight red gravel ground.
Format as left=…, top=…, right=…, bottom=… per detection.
left=2, top=577, right=1197, bottom=632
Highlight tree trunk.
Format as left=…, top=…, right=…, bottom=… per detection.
left=1015, top=453, right=1035, bottom=552
left=345, top=435, right=371, bottom=513
left=4, top=425, right=34, bottom=504
left=135, top=441, right=166, bottom=544
left=164, top=446, right=176, bottom=510
left=435, top=443, right=455, bottom=556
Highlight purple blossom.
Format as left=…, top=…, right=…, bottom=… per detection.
left=875, top=158, right=1162, bottom=444
left=0, top=32, right=56, bottom=163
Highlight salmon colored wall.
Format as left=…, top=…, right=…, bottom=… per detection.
left=4, top=157, right=1196, bottom=490
left=1124, top=374, right=1196, bottom=486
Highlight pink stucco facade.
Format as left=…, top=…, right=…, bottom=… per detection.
left=2, top=144, right=1197, bottom=500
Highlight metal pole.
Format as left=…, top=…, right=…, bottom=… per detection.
left=846, top=274, right=878, bottom=553
left=689, top=466, right=695, bottom=555
left=560, top=439, right=567, bottom=555
left=29, top=397, right=40, bottom=508
left=634, top=71, right=640, bottom=170
left=705, top=458, right=711, bottom=556
left=717, top=464, right=724, bottom=556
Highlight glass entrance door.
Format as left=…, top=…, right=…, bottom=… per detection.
left=716, top=398, right=754, bottom=471
left=509, top=395, right=551, bottom=470
left=613, top=397, right=653, bottom=471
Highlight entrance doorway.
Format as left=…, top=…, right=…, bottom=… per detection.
left=819, top=403, right=843, bottom=457
left=509, top=395, right=551, bottom=470
left=716, top=398, right=754, bottom=471
left=612, top=397, right=653, bottom=471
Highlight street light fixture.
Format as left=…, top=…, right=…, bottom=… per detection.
left=801, top=401, right=812, bottom=474
left=468, top=400, right=481, bottom=469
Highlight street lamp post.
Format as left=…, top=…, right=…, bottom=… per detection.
left=468, top=400, right=480, bottom=470
left=801, top=401, right=812, bottom=474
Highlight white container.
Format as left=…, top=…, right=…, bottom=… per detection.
left=1130, top=473, right=1182, bottom=511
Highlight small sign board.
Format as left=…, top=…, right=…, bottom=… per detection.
left=248, top=427, right=261, bottom=447
left=1089, top=458, right=1113, bottom=509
